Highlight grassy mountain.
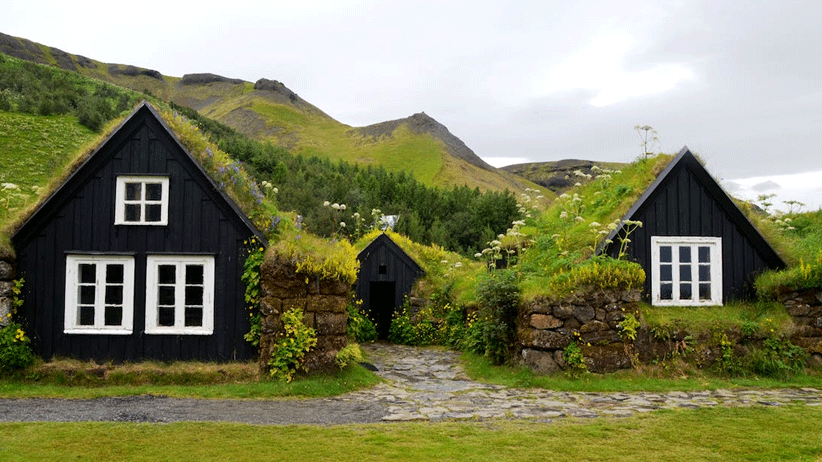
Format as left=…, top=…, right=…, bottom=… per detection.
left=0, top=32, right=537, bottom=194
left=0, top=53, right=524, bottom=257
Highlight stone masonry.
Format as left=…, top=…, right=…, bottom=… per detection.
left=780, top=288, right=822, bottom=366
left=0, top=255, right=16, bottom=328
left=258, top=256, right=350, bottom=373
left=518, top=288, right=641, bottom=373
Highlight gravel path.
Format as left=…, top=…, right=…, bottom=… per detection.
left=2, top=343, right=821, bottom=425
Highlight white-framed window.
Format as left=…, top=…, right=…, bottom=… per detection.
left=651, top=236, right=722, bottom=306
left=64, top=255, right=135, bottom=334
left=114, top=176, right=169, bottom=225
left=145, top=255, right=214, bottom=335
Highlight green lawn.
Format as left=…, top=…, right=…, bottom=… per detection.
left=2, top=406, right=821, bottom=461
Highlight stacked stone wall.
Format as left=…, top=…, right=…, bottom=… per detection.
left=779, top=289, right=822, bottom=366
left=0, top=255, right=15, bottom=328
left=518, top=289, right=641, bottom=373
left=258, top=257, right=350, bottom=373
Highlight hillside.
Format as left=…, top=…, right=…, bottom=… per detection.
left=0, top=32, right=537, bottom=194
left=501, top=159, right=628, bottom=194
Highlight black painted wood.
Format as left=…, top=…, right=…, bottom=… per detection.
left=12, top=102, right=264, bottom=362
left=600, top=147, right=785, bottom=303
left=356, top=234, right=424, bottom=339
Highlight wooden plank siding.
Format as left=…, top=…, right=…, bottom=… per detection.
left=12, top=103, right=263, bottom=362
left=602, top=147, right=784, bottom=304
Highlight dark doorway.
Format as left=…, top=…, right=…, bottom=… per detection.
left=369, top=281, right=396, bottom=339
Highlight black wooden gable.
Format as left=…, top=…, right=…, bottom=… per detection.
left=11, top=101, right=265, bottom=361
left=600, top=146, right=785, bottom=302
left=13, top=102, right=265, bottom=248
left=356, top=233, right=424, bottom=339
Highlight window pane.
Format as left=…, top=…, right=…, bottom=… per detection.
left=145, top=204, right=161, bottom=222
left=105, top=306, right=122, bottom=326
left=699, top=283, right=712, bottom=300
left=660, top=283, right=673, bottom=300
left=699, top=265, right=710, bottom=282
left=158, top=286, right=175, bottom=305
left=185, top=307, right=203, bottom=327
left=106, top=264, right=124, bottom=283
left=79, top=306, right=94, bottom=325
left=125, top=204, right=140, bottom=222
left=145, top=183, right=162, bottom=201
left=680, top=264, right=692, bottom=281
left=660, top=264, right=672, bottom=282
left=79, top=285, right=96, bottom=305
left=185, top=265, right=203, bottom=284
left=680, top=283, right=692, bottom=300
left=125, top=183, right=141, bottom=200
left=185, top=286, right=203, bottom=306
left=105, top=285, right=123, bottom=305
left=679, top=246, right=691, bottom=263
left=159, top=265, right=176, bottom=284
left=660, top=246, right=672, bottom=263
left=698, top=246, right=710, bottom=263
left=159, top=307, right=175, bottom=326
left=80, top=264, right=96, bottom=283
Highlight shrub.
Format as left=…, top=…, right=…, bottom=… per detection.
left=474, top=271, right=520, bottom=365
left=748, top=336, right=807, bottom=378
left=563, top=341, right=587, bottom=377
left=347, top=300, right=378, bottom=343
left=334, top=343, right=363, bottom=369
left=267, top=308, right=317, bottom=382
left=0, top=321, right=35, bottom=373
left=241, top=238, right=265, bottom=348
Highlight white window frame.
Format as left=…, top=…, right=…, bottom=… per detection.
left=145, top=255, right=215, bottom=335
left=64, top=255, right=135, bottom=334
left=651, top=236, right=723, bottom=306
left=114, top=176, right=169, bottom=225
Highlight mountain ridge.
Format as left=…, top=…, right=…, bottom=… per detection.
left=1, top=31, right=530, bottom=193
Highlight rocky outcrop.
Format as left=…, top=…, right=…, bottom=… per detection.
left=258, top=257, right=349, bottom=373
left=108, top=64, right=164, bottom=80
left=518, top=289, right=641, bottom=373
left=180, top=73, right=244, bottom=85
left=254, top=78, right=299, bottom=102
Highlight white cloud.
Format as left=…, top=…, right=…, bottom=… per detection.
left=722, top=170, right=822, bottom=213
left=537, top=34, right=695, bottom=107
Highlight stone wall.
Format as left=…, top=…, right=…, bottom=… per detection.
left=258, top=257, right=349, bottom=373
left=779, top=289, right=822, bottom=366
left=518, top=289, right=641, bottom=373
left=0, top=255, right=15, bottom=328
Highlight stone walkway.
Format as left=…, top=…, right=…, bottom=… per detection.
left=2, top=343, right=821, bottom=425
left=338, top=343, right=822, bottom=422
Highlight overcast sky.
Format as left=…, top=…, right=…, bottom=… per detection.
left=2, top=0, right=821, bottom=210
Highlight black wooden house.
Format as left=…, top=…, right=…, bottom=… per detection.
left=11, top=102, right=265, bottom=362
left=600, top=147, right=785, bottom=306
left=356, top=233, right=424, bottom=338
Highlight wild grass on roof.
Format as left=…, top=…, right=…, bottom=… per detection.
left=514, top=154, right=674, bottom=300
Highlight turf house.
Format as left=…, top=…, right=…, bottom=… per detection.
left=11, top=102, right=267, bottom=362
left=599, top=146, right=786, bottom=306
left=356, top=232, right=425, bottom=339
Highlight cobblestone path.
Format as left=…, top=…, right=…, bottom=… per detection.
left=338, top=343, right=822, bottom=422
left=2, top=343, right=820, bottom=424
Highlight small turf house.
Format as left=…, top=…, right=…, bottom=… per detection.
left=600, top=147, right=785, bottom=306
left=356, top=233, right=424, bottom=339
left=11, top=102, right=265, bottom=362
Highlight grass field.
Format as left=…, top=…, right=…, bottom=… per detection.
left=2, top=406, right=820, bottom=461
